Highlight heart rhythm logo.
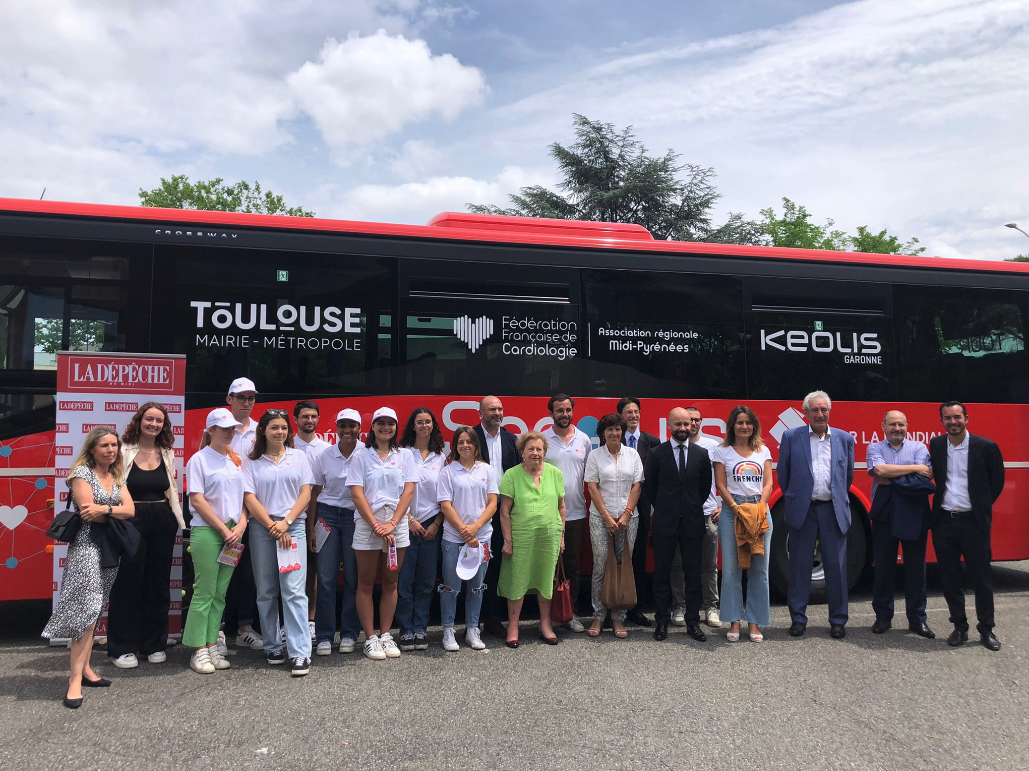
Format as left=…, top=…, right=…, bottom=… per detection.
left=453, top=316, right=494, bottom=353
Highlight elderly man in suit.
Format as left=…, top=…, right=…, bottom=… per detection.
left=644, top=407, right=712, bottom=642
left=930, top=401, right=1005, bottom=651
left=618, top=396, right=660, bottom=627
left=778, top=390, right=855, bottom=639
left=474, top=395, right=520, bottom=639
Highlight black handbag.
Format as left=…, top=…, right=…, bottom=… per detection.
left=46, top=509, right=81, bottom=543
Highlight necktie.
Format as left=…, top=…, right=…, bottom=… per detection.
left=628, top=434, right=637, bottom=449
left=677, top=443, right=686, bottom=479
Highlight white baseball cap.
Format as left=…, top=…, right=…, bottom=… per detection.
left=335, top=408, right=362, bottom=426
left=456, top=543, right=484, bottom=580
left=206, top=408, right=242, bottom=429
left=371, top=407, right=398, bottom=423
left=227, top=377, right=258, bottom=395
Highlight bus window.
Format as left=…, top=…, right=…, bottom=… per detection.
left=582, top=269, right=745, bottom=398
left=895, top=284, right=1029, bottom=403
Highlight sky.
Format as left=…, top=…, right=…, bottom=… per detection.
left=1, top=0, right=1028, bottom=260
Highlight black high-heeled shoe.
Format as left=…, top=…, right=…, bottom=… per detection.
left=63, top=695, right=83, bottom=709
left=82, top=676, right=112, bottom=688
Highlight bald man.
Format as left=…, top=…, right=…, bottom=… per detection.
left=643, top=407, right=713, bottom=642
left=866, top=410, right=935, bottom=638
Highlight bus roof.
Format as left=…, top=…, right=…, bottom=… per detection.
left=2, top=196, right=1027, bottom=276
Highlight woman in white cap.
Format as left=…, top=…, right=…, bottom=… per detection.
left=308, top=408, right=363, bottom=656
left=346, top=407, right=417, bottom=660
left=183, top=409, right=247, bottom=674
left=396, top=407, right=446, bottom=652
left=243, top=410, right=315, bottom=677
left=436, top=426, right=498, bottom=651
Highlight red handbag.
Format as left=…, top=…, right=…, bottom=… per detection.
left=551, top=559, right=574, bottom=624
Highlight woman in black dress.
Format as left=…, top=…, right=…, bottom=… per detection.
left=43, top=426, right=136, bottom=708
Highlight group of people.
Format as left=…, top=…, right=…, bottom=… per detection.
left=44, top=378, right=1007, bottom=709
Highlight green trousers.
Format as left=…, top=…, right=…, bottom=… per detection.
left=182, top=526, right=236, bottom=648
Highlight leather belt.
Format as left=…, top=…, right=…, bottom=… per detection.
left=944, top=509, right=973, bottom=519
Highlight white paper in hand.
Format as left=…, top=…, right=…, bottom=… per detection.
left=276, top=540, right=302, bottom=573
left=313, top=517, right=331, bottom=554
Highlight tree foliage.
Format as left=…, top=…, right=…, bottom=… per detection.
left=1005, top=254, right=1029, bottom=262
left=468, top=114, right=749, bottom=242
left=34, top=318, right=105, bottom=354
left=759, top=198, right=925, bottom=255
left=139, top=175, right=314, bottom=217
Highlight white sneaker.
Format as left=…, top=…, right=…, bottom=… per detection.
left=363, top=635, right=386, bottom=661
left=671, top=610, right=687, bottom=627
left=379, top=632, right=401, bottom=658
left=442, top=627, right=460, bottom=651
left=190, top=648, right=215, bottom=674
left=706, top=608, right=722, bottom=628
left=166, top=637, right=179, bottom=647
left=339, top=637, right=356, bottom=654
left=235, top=627, right=263, bottom=650
left=113, top=653, right=138, bottom=669
left=147, top=651, right=167, bottom=664
left=209, top=648, right=231, bottom=670
left=568, top=617, right=586, bottom=633
left=316, top=640, right=332, bottom=656
left=308, top=620, right=316, bottom=642
left=465, top=627, right=486, bottom=651
left=214, top=631, right=228, bottom=657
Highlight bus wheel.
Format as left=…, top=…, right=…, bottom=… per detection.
left=768, top=501, right=870, bottom=602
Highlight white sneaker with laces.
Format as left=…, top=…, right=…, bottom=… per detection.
left=339, top=637, right=356, bottom=654
left=706, top=608, right=722, bottom=628
left=308, top=620, right=316, bottom=641
left=568, top=617, right=586, bottom=633
left=379, top=632, right=401, bottom=658
left=671, top=610, right=687, bottom=627
left=442, top=627, right=460, bottom=651
left=214, top=630, right=228, bottom=657
left=316, top=640, right=332, bottom=656
left=363, top=635, right=386, bottom=661
left=147, top=651, right=167, bottom=663
left=113, top=653, right=138, bottom=669
left=190, top=648, right=215, bottom=674
left=465, top=627, right=486, bottom=651
left=235, top=627, right=263, bottom=649
left=209, top=648, right=231, bottom=670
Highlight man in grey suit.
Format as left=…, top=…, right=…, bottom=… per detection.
left=777, top=390, right=855, bottom=639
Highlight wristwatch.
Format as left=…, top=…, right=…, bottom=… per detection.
left=107, top=505, right=113, bottom=515
left=285, top=518, right=294, bottom=526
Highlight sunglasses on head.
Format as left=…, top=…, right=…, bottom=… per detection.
left=265, top=409, right=288, bottom=417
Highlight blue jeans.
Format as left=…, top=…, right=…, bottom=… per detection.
left=395, top=523, right=441, bottom=636
left=250, top=519, right=312, bottom=659
left=718, top=494, right=773, bottom=627
left=439, top=539, right=488, bottom=628
left=314, top=504, right=360, bottom=644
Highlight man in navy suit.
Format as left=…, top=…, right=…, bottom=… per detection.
left=473, top=395, right=520, bottom=638
left=778, top=391, right=855, bottom=639
left=930, top=401, right=1005, bottom=651
left=644, top=407, right=712, bottom=642
left=618, top=396, right=660, bottom=627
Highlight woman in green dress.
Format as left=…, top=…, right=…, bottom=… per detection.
left=498, top=431, right=567, bottom=648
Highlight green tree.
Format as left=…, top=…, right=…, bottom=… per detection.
left=468, top=114, right=760, bottom=243
left=34, top=318, right=106, bottom=354
left=1005, top=254, right=1029, bottom=262
left=759, top=198, right=849, bottom=251
left=139, top=175, right=314, bottom=217
left=850, top=225, right=924, bottom=256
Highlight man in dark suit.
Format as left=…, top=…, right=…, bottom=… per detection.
left=644, top=407, right=712, bottom=642
left=473, top=395, right=520, bottom=638
left=778, top=390, right=855, bottom=639
left=618, top=396, right=660, bottom=627
left=930, top=400, right=1005, bottom=651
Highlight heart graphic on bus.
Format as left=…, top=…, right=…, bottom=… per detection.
left=0, top=505, right=28, bottom=530
left=453, top=316, right=494, bottom=353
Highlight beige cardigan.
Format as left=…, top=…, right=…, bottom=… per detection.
left=121, top=444, right=186, bottom=530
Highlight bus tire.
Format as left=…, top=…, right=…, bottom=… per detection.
left=768, top=500, right=870, bottom=603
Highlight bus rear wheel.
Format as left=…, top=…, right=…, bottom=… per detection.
left=768, top=500, right=869, bottom=603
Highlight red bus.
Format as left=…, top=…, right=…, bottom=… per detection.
left=2, top=198, right=1027, bottom=602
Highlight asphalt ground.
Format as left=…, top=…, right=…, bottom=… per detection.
left=1, top=563, right=1028, bottom=771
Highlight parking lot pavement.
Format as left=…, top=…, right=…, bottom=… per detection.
left=1, top=562, right=1027, bottom=771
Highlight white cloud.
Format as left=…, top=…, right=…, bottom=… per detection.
left=388, top=139, right=447, bottom=179
left=287, top=31, right=488, bottom=163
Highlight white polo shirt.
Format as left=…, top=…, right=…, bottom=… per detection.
left=310, top=444, right=359, bottom=509
left=242, top=448, right=314, bottom=520
left=543, top=426, right=592, bottom=522
left=346, top=446, right=418, bottom=515
left=405, top=448, right=446, bottom=523
left=230, top=421, right=257, bottom=458
left=437, top=460, right=498, bottom=544
left=294, top=435, right=330, bottom=459
left=187, top=446, right=245, bottom=528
